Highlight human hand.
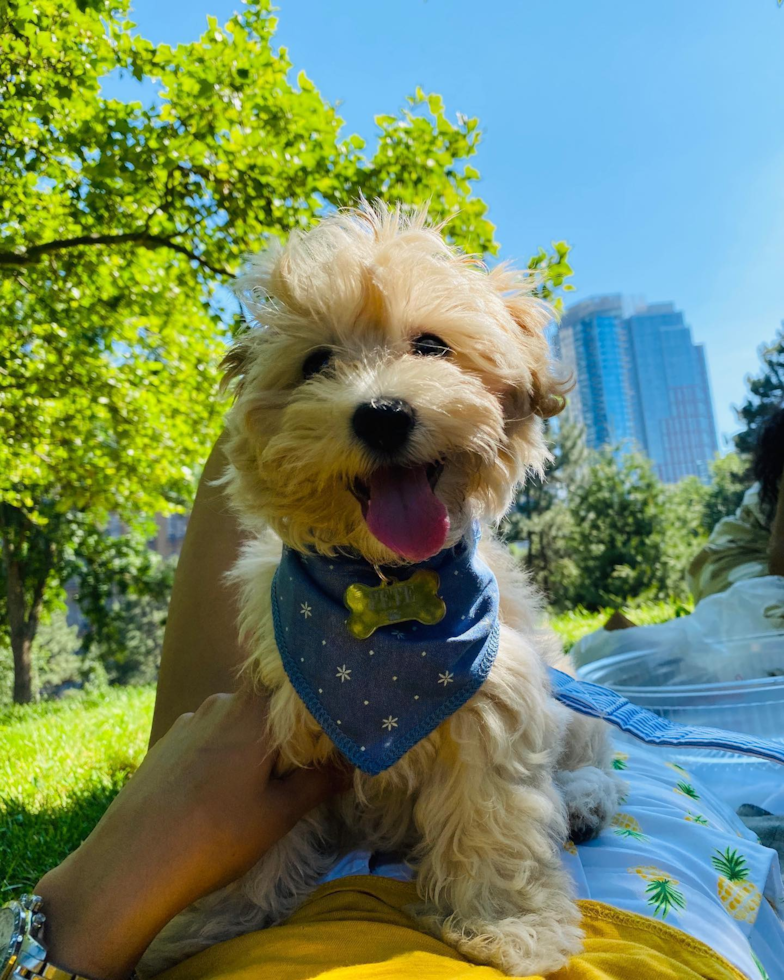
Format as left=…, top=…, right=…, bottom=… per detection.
left=36, top=692, right=346, bottom=980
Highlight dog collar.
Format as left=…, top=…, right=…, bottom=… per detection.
left=271, top=523, right=500, bottom=775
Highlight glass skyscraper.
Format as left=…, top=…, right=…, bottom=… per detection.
left=556, top=295, right=641, bottom=451
left=557, top=297, right=718, bottom=482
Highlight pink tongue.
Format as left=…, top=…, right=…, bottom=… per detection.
left=366, top=465, right=449, bottom=562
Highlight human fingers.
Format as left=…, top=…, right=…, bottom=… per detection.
left=268, top=761, right=353, bottom=827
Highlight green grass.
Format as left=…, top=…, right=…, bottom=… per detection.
left=0, top=599, right=690, bottom=897
left=0, top=687, right=154, bottom=898
left=548, top=598, right=692, bottom=652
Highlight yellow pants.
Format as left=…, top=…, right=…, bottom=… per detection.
left=158, top=876, right=744, bottom=980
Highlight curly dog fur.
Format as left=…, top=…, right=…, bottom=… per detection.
left=141, top=203, right=622, bottom=977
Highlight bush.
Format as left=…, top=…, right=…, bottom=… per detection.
left=94, top=589, right=171, bottom=687
left=507, top=442, right=744, bottom=612
left=0, top=531, right=174, bottom=703
left=658, top=476, right=709, bottom=599
left=32, top=612, right=83, bottom=699
left=68, top=528, right=177, bottom=687
left=701, top=452, right=749, bottom=533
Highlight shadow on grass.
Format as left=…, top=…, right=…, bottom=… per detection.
left=0, top=770, right=133, bottom=898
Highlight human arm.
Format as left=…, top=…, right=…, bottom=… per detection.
left=34, top=692, right=344, bottom=980
left=687, top=485, right=773, bottom=604
left=769, top=475, right=784, bottom=577
left=150, top=433, right=246, bottom=745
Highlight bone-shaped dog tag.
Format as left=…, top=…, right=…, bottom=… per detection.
left=344, top=569, right=447, bottom=640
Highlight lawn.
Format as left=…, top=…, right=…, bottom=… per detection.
left=548, top=598, right=692, bottom=651
left=0, top=600, right=683, bottom=896
left=0, top=687, right=154, bottom=898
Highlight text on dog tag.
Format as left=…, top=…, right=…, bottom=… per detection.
left=344, top=570, right=446, bottom=639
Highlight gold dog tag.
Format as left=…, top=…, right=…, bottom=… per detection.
left=344, top=570, right=446, bottom=640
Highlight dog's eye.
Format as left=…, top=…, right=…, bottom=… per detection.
left=302, top=347, right=332, bottom=380
left=412, top=334, right=450, bottom=357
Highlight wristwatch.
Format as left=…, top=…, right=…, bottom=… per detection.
left=0, top=894, right=91, bottom=980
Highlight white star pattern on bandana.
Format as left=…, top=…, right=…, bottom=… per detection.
left=272, top=522, right=501, bottom=775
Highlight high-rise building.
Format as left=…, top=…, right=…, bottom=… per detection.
left=557, top=296, right=639, bottom=451
left=625, top=303, right=717, bottom=483
left=557, top=297, right=718, bottom=482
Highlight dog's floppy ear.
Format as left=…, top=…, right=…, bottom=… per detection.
left=219, top=339, right=253, bottom=397
left=222, top=240, right=298, bottom=398
left=490, top=265, right=571, bottom=421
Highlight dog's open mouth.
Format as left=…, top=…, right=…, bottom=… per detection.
left=351, top=462, right=449, bottom=562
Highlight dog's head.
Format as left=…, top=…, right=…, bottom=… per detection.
left=222, top=203, right=566, bottom=565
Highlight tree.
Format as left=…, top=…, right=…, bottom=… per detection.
left=66, top=523, right=176, bottom=685
left=501, top=416, right=586, bottom=598
left=559, top=450, right=670, bottom=610
left=0, top=610, right=83, bottom=707
left=735, top=329, right=784, bottom=456
left=701, top=452, right=749, bottom=534
left=659, top=476, right=709, bottom=598
left=29, top=611, right=84, bottom=701
left=525, top=448, right=755, bottom=611
left=1, top=0, right=570, bottom=700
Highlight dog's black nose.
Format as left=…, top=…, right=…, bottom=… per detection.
left=352, top=398, right=416, bottom=454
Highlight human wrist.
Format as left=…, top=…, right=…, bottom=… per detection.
left=34, top=836, right=189, bottom=980
left=31, top=780, right=258, bottom=980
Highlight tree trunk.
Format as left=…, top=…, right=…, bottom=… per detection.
left=11, top=637, right=33, bottom=704
left=1, top=507, right=54, bottom=704
left=5, top=544, right=35, bottom=704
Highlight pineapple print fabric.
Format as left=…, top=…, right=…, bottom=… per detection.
left=557, top=740, right=783, bottom=980
left=712, top=847, right=762, bottom=923
left=324, top=739, right=784, bottom=980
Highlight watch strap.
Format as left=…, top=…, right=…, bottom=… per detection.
left=7, top=897, right=113, bottom=980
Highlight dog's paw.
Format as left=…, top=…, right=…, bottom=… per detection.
left=413, top=896, right=583, bottom=977
left=556, top=765, right=627, bottom=845
left=442, top=908, right=582, bottom=977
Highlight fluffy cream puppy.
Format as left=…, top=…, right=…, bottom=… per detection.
left=142, top=203, right=621, bottom=977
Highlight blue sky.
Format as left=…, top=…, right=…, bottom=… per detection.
left=116, top=0, right=784, bottom=446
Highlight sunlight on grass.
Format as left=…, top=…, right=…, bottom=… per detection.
left=0, top=687, right=154, bottom=896
left=549, top=599, right=692, bottom=651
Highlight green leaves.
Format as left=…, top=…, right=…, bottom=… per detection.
left=0, top=0, right=573, bottom=699
left=527, top=241, right=574, bottom=309
left=357, top=88, right=496, bottom=255
left=701, top=452, right=749, bottom=532
left=0, top=0, right=515, bottom=539
left=507, top=439, right=711, bottom=611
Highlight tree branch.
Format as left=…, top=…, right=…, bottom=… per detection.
left=0, top=231, right=234, bottom=278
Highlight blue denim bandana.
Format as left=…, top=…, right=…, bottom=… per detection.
left=272, top=529, right=784, bottom=777
left=271, top=524, right=500, bottom=775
